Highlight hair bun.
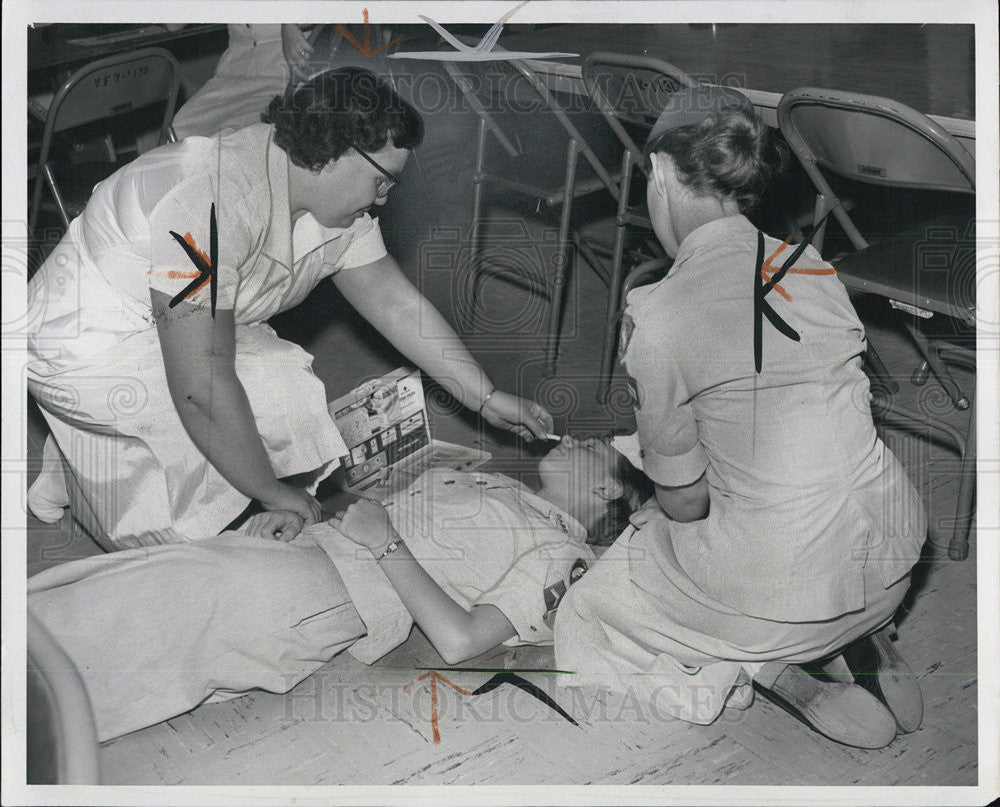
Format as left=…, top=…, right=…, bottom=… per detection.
left=650, top=107, right=786, bottom=212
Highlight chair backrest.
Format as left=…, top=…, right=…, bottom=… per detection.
left=46, top=47, right=181, bottom=133
left=37, top=47, right=181, bottom=166
left=778, top=87, right=975, bottom=194
left=31, top=47, right=181, bottom=235
left=582, top=51, right=700, bottom=162
left=778, top=87, right=975, bottom=250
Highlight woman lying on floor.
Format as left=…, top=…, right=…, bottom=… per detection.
left=28, top=436, right=650, bottom=742
left=554, top=85, right=928, bottom=750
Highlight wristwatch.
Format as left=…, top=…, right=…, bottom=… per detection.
left=376, top=537, right=405, bottom=561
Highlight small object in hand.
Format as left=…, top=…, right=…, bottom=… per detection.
left=544, top=433, right=562, bottom=441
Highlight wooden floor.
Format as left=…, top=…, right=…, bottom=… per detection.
left=25, top=200, right=980, bottom=787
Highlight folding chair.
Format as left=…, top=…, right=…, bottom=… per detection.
left=581, top=52, right=700, bottom=402
left=443, top=57, right=621, bottom=377
left=29, top=47, right=181, bottom=236
left=778, top=87, right=976, bottom=559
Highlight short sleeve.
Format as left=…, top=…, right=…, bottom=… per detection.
left=620, top=306, right=708, bottom=487
left=146, top=178, right=248, bottom=311
left=475, top=541, right=589, bottom=645
left=335, top=214, right=387, bottom=271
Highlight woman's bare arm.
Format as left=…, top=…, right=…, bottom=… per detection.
left=151, top=290, right=321, bottom=523
left=654, top=472, right=709, bottom=522
left=331, top=499, right=517, bottom=664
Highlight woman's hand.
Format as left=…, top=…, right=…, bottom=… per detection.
left=281, top=24, right=314, bottom=72
left=481, top=391, right=554, bottom=441
left=328, top=499, right=398, bottom=556
left=259, top=482, right=322, bottom=526
left=330, top=257, right=555, bottom=443
left=242, top=510, right=305, bottom=541
left=629, top=497, right=666, bottom=528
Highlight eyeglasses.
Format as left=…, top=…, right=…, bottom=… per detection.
left=356, top=149, right=401, bottom=194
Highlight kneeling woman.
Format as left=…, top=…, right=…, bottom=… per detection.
left=26, top=67, right=551, bottom=550
left=555, top=87, right=927, bottom=749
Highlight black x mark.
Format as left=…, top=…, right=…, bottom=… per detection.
left=753, top=210, right=833, bottom=373
left=167, top=202, right=218, bottom=317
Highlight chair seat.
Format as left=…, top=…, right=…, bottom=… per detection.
left=833, top=214, right=975, bottom=325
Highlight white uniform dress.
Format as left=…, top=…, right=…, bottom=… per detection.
left=27, top=469, right=597, bottom=741
left=27, top=123, right=387, bottom=549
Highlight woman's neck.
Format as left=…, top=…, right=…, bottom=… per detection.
left=672, top=194, right=740, bottom=247
left=535, top=481, right=597, bottom=536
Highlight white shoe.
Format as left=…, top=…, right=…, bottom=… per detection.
left=755, top=664, right=898, bottom=748
left=845, top=625, right=923, bottom=734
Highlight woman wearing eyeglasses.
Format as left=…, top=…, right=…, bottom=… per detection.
left=26, top=67, right=553, bottom=550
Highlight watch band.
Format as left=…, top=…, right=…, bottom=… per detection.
left=376, top=537, right=405, bottom=561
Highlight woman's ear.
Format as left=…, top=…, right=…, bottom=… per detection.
left=648, top=152, right=673, bottom=199
left=593, top=478, right=624, bottom=502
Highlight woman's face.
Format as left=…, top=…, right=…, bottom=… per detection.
left=309, top=144, right=410, bottom=229
left=538, top=436, right=621, bottom=527
left=646, top=152, right=682, bottom=258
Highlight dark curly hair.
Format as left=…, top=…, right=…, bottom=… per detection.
left=262, top=67, right=424, bottom=171
left=586, top=448, right=655, bottom=547
left=650, top=107, right=787, bottom=212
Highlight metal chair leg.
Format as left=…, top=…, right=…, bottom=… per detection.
left=903, top=318, right=970, bottom=410
left=872, top=342, right=976, bottom=562
left=935, top=345, right=976, bottom=561
left=573, top=232, right=610, bottom=287
left=29, top=162, right=72, bottom=236
left=544, top=138, right=579, bottom=377
left=863, top=342, right=900, bottom=395
left=466, top=118, right=489, bottom=335
left=949, top=400, right=975, bottom=560
left=29, top=169, right=47, bottom=237
left=44, top=164, right=73, bottom=229
left=597, top=149, right=635, bottom=404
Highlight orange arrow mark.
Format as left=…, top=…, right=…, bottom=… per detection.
left=760, top=237, right=836, bottom=302
left=404, top=671, right=472, bottom=744
left=336, top=8, right=405, bottom=58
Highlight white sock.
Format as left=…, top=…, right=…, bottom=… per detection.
left=27, top=435, right=70, bottom=522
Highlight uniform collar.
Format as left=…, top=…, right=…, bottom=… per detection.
left=242, top=124, right=358, bottom=266
left=292, top=210, right=370, bottom=264
left=673, top=214, right=756, bottom=270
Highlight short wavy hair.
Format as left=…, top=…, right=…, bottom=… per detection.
left=262, top=67, right=424, bottom=171
left=649, top=107, right=787, bottom=212
left=587, top=448, right=655, bottom=548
